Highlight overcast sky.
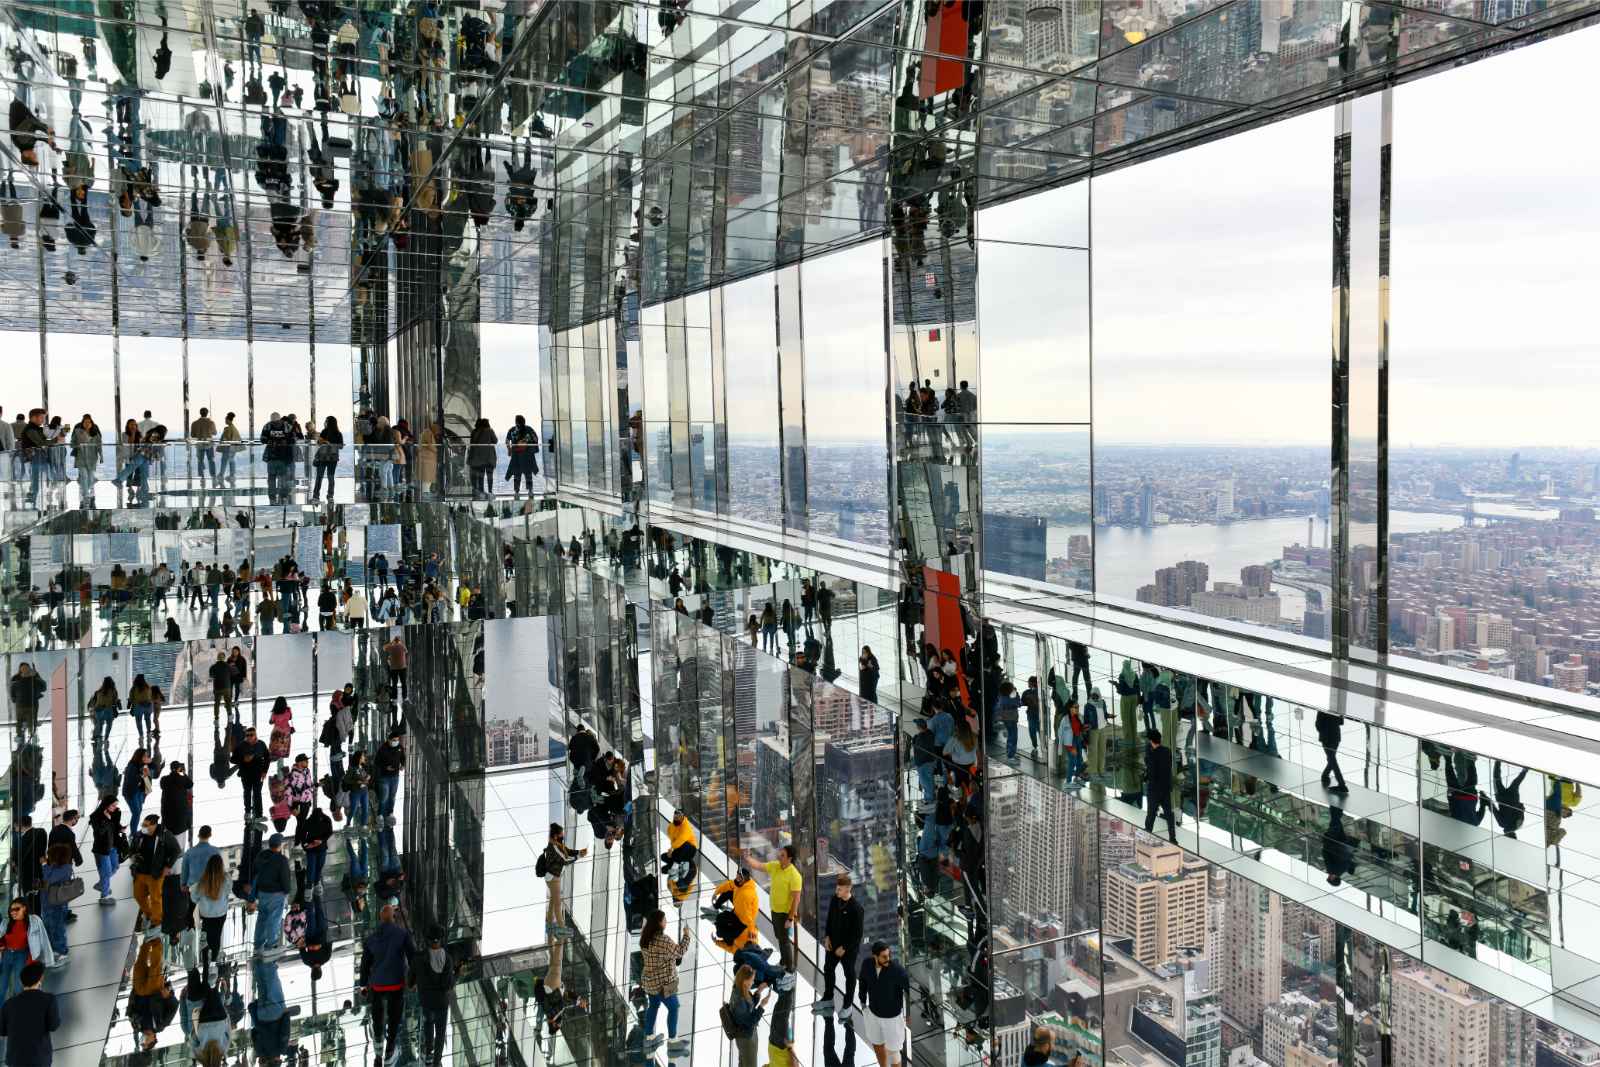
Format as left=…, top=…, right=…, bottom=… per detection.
left=17, top=24, right=1598, bottom=453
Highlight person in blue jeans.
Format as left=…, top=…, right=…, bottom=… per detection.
left=40, top=846, right=74, bottom=960
left=375, top=729, right=405, bottom=821
left=911, top=719, right=939, bottom=806
left=121, top=749, right=151, bottom=831
left=731, top=943, right=795, bottom=992
left=252, top=834, right=292, bottom=951
left=344, top=749, right=371, bottom=826
left=639, top=910, right=693, bottom=1053
left=90, top=797, right=123, bottom=904
left=994, top=682, right=1023, bottom=761
left=0, top=899, right=38, bottom=1009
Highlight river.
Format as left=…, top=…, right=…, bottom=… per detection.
left=1048, top=511, right=1470, bottom=619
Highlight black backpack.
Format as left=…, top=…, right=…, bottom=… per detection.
left=719, top=1001, right=741, bottom=1040
left=535, top=850, right=550, bottom=878
left=318, top=717, right=339, bottom=747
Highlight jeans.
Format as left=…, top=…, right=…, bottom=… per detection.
left=195, top=444, right=217, bottom=482
left=77, top=462, right=95, bottom=505
left=43, top=902, right=67, bottom=955
left=916, top=762, right=935, bottom=805
left=112, top=454, right=146, bottom=486
left=378, top=775, right=398, bottom=817
left=1026, top=710, right=1040, bottom=751
left=644, top=992, right=680, bottom=1038
left=1004, top=720, right=1018, bottom=760
left=350, top=787, right=370, bottom=825
left=254, top=890, right=286, bottom=949
left=305, top=846, right=326, bottom=887
left=0, top=949, right=25, bottom=1009
left=243, top=777, right=264, bottom=818
left=132, top=701, right=153, bottom=733
left=28, top=456, right=46, bottom=501
left=266, top=459, right=292, bottom=502
left=96, top=850, right=118, bottom=898
left=312, top=462, right=335, bottom=499
left=127, top=788, right=146, bottom=828
left=93, top=707, right=117, bottom=744
left=219, top=448, right=236, bottom=482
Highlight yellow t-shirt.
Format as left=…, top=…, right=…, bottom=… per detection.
left=766, top=860, right=803, bottom=915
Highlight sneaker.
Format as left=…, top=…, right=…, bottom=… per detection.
left=812, top=999, right=835, bottom=1015
left=642, top=1034, right=664, bottom=1052
left=775, top=970, right=797, bottom=992
left=99, top=896, right=116, bottom=906
left=667, top=1037, right=690, bottom=1052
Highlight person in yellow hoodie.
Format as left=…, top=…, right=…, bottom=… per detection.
left=661, top=809, right=698, bottom=904
left=708, top=868, right=759, bottom=953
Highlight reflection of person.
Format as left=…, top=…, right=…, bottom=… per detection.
left=1444, top=752, right=1489, bottom=827
left=1323, top=806, right=1358, bottom=887
left=1114, top=660, right=1143, bottom=801
left=1316, top=711, right=1349, bottom=794
left=1143, top=729, right=1177, bottom=844
left=359, top=900, right=415, bottom=1066
left=1492, top=761, right=1529, bottom=838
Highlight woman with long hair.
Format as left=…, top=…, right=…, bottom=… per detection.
left=128, top=672, right=153, bottom=735
left=727, top=963, right=767, bottom=1067
left=88, top=675, right=120, bottom=745
left=191, top=853, right=229, bottom=969
left=638, top=909, right=693, bottom=1053
left=121, top=747, right=152, bottom=827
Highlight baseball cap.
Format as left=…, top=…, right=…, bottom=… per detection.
left=268, top=833, right=284, bottom=848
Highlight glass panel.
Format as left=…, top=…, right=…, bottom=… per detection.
left=724, top=273, right=782, bottom=527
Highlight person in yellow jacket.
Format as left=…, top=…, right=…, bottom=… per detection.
left=662, top=809, right=698, bottom=904
left=709, top=868, right=760, bottom=953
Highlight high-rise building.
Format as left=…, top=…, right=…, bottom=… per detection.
left=1391, top=967, right=1491, bottom=1067
left=1103, top=840, right=1208, bottom=966
left=1554, top=653, right=1589, bottom=693
left=1221, top=877, right=1282, bottom=1040
left=1216, top=478, right=1235, bottom=520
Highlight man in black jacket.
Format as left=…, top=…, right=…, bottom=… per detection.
left=297, top=805, right=334, bottom=891
left=13, top=815, right=47, bottom=899
left=1316, top=711, right=1349, bottom=794
left=130, top=815, right=181, bottom=925
left=376, top=728, right=406, bottom=823
left=232, top=726, right=270, bottom=821
left=0, top=961, right=59, bottom=1064
left=252, top=833, right=292, bottom=952
left=817, top=872, right=864, bottom=1016
left=49, top=811, right=82, bottom=924
left=1143, top=728, right=1177, bottom=844
left=566, top=723, right=599, bottom=785
left=413, top=925, right=460, bottom=1067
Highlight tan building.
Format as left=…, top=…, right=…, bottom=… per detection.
left=1102, top=839, right=1207, bottom=966
left=1391, top=966, right=1491, bottom=1067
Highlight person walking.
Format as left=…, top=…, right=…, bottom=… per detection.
left=859, top=646, right=880, bottom=703
left=159, top=761, right=193, bottom=836
left=121, top=748, right=152, bottom=828
left=180, top=826, right=220, bottom=890
left=297, top=804, right=333, bottom=890
left=344, top=749, right=373, bottom=828
left=384, top=633, right=408, bottom=701
left=1316, top=710, right=1349, bottom=795
left=0, top=897, right=53, bottom=1011
left=250, top=833, right=291, bottom=952
left=218, top=412, right=242, bottom=485
left=817, top=872, right=863, bottom=1016
left=360, top=900, right=415, bottom=1067
left=727, top=964, right=768, bottom=1067
left=375, top=728, right=406, bottom=822
left=413, top=924, right=459, bottom=1067
left=190, top=853, right=229, bottom=972
left=0, top=961, right=58, bottom=1064
left=1143, top=728, right=1177, bottom=844
left=39, top=845, right=73, bottom=964
left=89, top=797, right=124, bottom=906
left=639, top=909, right=693, bottom=1054
left=764, top=845, right=802, bottom=969
left=129, top=814, right=179, bottom=925
left=232, top=726, right=271, bottom=823
left=856, top=941, right=910, bottom=1067
left=46, top=812, right=82, bottom=928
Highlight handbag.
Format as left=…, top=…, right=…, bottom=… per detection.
left=315, top=442, right=339, bottom=464
left=43, top=877, right=84, bottom=907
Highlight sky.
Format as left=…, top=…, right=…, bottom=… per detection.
left=13, top=23, right=1599, bottom=453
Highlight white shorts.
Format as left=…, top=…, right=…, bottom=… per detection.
left=859, top=1009, right=906, bottom=1058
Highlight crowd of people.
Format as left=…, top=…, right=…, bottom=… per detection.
left=0, top=402, right=551, bottom=511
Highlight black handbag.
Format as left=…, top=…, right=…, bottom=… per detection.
left=43, top=877, right=84, bottom=907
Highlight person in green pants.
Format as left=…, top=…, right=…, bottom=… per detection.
left=1157, top=670, right=1182, bottom=823
left=1115, top=660, right=1143, bottom=802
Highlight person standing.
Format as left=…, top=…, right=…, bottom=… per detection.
left=360, top=900, right=415, bottom=1067
left=638, top=909, right=693, bottom=1054
left=0, top=961, right=58, bottom=1064
left=190, top=854, right=229, bottom=973
left=312, top=416, right=342, bottom=502
left=38, top=845, right=72, bottom=963
left=12, top=816, right=47, bottom=905
left=46, top=812, right=82, bottom=928
left=856, top=941, right=910, bottom=1067
left=1316, top=710, right=1349, bottom=795
left=817, top=872, right=863, bottom=1016
left=130, top=815, right=179, bottom=925
left=727, top=964, right=768, bottom=1067
left=412, top=925, right=459, bottom=1066
left=1143, top=728, right=1177, bottom=844
left=121, top=748, right=152, bottom=828
left=232, top=726, right=270, bottom=823
left=540, top=824, right=585, bottom=937
left=376, top=728, right=406, bottom=823
left=467, top=417, right=498, bottom=498
left=251, top=833, right=291, bottom=952
left=190, top=407, right=218, bottom=486
left=764, top=845, right=802, bottom=969
left=859, top=646, right=880, bottom=704
left=297, top=804, right=333, bottom=890
left=70, top=413, right=101, bottom=506
left=383, top=633, right=408, bottom=701
left=1114, top=660, right=1143, bottom=802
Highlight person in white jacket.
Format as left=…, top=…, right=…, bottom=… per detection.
left=0, top=897, right=55, bottom=1009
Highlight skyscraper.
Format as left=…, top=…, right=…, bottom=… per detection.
left=1220, top=876, right=1282, bottom=1040
left=1103, top=839, right=1208, bottom=966
left=1391, top=966, right=1491, bottom=1067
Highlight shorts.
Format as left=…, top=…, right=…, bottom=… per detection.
left=859, top=1009, right=906, bottom=1057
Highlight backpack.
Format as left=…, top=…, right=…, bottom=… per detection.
left=319, top=774, right=337, bottom=801
left=318, top=717, right=340, bottom=747
left=719, top=1001, right=741, bottom=1040
left=535, top=850, right=549, bottom=878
